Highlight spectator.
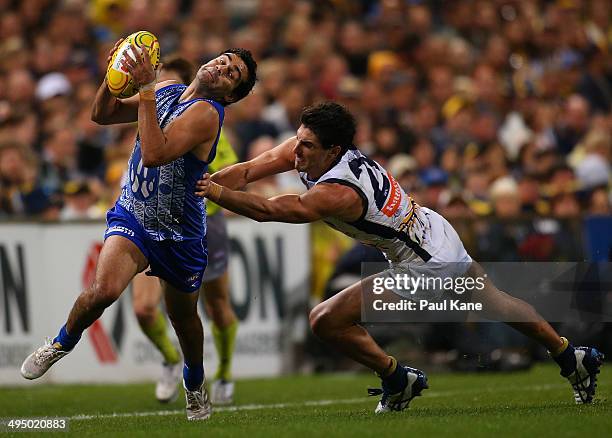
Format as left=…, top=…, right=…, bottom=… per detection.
left=0, top=0, right=606, bottom=234
left=60, top=179, right=105, bottom=220
left=0, top=141, right=57, bottom=218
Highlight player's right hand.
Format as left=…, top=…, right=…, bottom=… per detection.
left=120, top=43, right=156, bottom=89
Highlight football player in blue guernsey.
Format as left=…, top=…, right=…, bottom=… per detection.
left=196, top=102, right=603, bottom=413
left=20, top=38, right=257, bottom=421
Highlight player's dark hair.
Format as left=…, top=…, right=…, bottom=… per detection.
left=161, top=55, right=194, bottom=84
left=300, top=102, right=356, bottom=153
left=221, top=48, right=257, bottom=105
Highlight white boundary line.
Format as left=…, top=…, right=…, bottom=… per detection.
left=69, top=383, right=568, bottom=421
left=70, top=398, right=367, bottom=421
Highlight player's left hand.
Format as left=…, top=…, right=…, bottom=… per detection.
left=120, top=43, right=156, bottom=88
left=195, top=173, right=222, bottom=200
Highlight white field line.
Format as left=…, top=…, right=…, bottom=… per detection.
left=68, top=382, right=568, bottom=421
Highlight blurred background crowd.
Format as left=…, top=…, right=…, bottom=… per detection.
left=0, top=0, right=610, bottom=223
left=0, top=0, right=611, bottom=369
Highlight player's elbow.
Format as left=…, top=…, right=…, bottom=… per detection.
left=90, top=111, right=101, bottom=124
left=91, top=108, right=110, bottom=125
left=91, top=100, right=117, bottom=125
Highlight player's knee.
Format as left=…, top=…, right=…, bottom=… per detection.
left=309, top=304, right=334, bottom=338
left=206, top=304, right=222, bottom=324
left=133, top=303, right=157, bottom=325
left=205, top=293, right=230, bottom=317
left=90, top=280, right=123, bottom=307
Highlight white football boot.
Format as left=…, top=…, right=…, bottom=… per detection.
left=564, top=347, right=604, bottom=404
left=155, top=361, right=182, bottom=403
left=368, top=366, right=429, bottom=414
left=21, top=338, right=71, bottom=380
left=211, top=379, right=235, bottom=405
left=184, top=381, right=212, bottom=421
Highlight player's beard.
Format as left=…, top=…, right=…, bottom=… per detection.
left=195, top=69, right=217, bottom=95
left=294, top=156, right=305, bottom=171
left=195, top=76, right=210, bottom=95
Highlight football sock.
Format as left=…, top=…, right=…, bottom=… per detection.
left=381, top=356, right=407, bottom=394
left=381, top=356, right=397, bottom=377
left=139, top=311, right=180, bottom=365
left=53, top=324, right=82, bottom=351
left=551, top=337, right=577, bottom=377
left=212, top=319, right=238, bottom=381
left=183, top=363, right=204, bottom=391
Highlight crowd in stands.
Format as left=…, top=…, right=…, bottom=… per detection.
left=1, top=0, right=610, bottom=372
left=0, top=0, right=610, bottom=234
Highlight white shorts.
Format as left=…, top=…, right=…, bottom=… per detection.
left=387, top=208, right=472, bottom=299
left=420, top=207, right=472, bottom=264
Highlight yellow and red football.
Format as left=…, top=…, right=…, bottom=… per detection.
left=106, top=31, right=160, bottom=99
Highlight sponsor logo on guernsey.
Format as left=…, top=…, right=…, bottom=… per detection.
left=381, top=172, right=402, bottom=217
left=105, top=226, right=135, bottom=237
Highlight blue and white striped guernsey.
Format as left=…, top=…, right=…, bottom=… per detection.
left=118, top=84, right=224, bottom=241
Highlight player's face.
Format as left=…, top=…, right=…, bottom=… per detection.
left=294, top=125, right=340, bottom=177
left=196, top=53, right=248, bottom=103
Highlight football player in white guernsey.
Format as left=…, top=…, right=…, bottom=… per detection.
left=196, top=102, right=603, bottom=412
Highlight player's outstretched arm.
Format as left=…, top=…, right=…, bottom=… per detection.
left=197, top=174, right=361, bottom=223
left=208, top=136, right=296, bottom=190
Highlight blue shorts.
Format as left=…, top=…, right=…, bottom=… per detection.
left=105, top=204, right=208, bottom=292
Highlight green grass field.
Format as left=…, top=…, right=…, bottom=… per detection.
left=0, top=364, right=610, bottom=437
